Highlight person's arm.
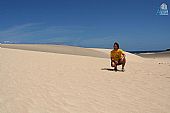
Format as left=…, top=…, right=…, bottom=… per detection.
left=121, top=49, right=126, bottom=58
left=111, top=56, right=119, bottom=66
left=112, top=58, right=119, bottom=64
left=122, top=53, right=126, bottom=58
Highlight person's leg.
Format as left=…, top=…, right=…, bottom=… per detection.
left=119, top=57, right=126, bottom=70
left=111, top=61, right=117, bottom=70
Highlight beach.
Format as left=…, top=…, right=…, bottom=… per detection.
left=0, top=44, right=170, bottom=113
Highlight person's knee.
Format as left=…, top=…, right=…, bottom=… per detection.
left=111, top=62, right=116, bottom=67
left=122, top=57, right=126, bottom=63
left=119, top=58, right=126, bottom=65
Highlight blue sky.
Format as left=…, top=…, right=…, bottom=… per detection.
left=0, top=0, right=170, bottom=50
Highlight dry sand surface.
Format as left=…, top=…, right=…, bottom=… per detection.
left=0, top=44, right=170, bottom=113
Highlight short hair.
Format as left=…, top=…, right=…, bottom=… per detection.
left=114, top=42, right=119, bottom=49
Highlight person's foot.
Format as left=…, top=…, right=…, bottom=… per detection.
left=114, top=67, right=118, bottom=71
left=122, top=67, right=125, bottom=72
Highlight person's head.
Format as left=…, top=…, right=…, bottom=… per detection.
left=113, top=42, right=119, bottom=50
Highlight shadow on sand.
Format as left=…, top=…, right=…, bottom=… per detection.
left=101, top=68, right=124, bottom=72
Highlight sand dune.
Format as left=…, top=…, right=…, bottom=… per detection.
left=0, top=44, right=170, bottom=113
left=1, top=44, right=108, bottom=58
left=138, top=51, right=170, bottom=58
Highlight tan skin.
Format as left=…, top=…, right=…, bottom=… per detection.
left=111, top=44, right=126, bottom=70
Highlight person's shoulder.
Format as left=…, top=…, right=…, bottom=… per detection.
left=111, top=49, right=115, bottom=53
left=118, top=49, right=124, bottom=53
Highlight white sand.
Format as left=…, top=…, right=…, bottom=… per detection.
left=0, top=45, right=170, bottom=113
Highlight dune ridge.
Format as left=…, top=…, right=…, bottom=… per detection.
left=138, top=51, right=170, bottom=58
left=1, top=44, right=108, bottom=58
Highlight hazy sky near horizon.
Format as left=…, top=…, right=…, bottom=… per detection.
left=0, top=0, right=170, bottom=50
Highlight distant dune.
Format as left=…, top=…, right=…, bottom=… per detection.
left=138, top=51, right=170, bottom=58
left=1, top=44, right=108, bottom=58
left=0, top=44, right=170, bottom=113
